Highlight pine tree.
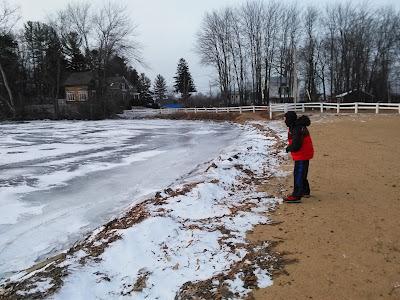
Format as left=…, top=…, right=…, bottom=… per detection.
left=23, top=22, right=65, bottom=100
left=173, top=58, right=196, bottom=101
left=127, top=67, right=139, bottom=88
left=62, top=31, right=87, bottom=72
left=153, top=74, right=167, bottom=101
left=108, top=55, right=128, bottom=77
left=138, top=73, right=152, bottom=103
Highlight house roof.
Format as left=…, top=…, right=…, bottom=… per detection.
left=107, top=76, right=126, bottom=84
left=64, top=71, right=95, bottom=87
left=336, top=90, right=374, bottom=98
left=107, top=76, right=135, bottom=90
left=335, top=90, right=352, bottom=98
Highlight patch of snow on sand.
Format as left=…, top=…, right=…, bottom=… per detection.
left=226, top=273, right=250, bottom=298
left=163, top=183, right=230, bottom=220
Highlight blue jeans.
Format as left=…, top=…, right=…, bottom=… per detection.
left=293, top=160, right=310, bottom=197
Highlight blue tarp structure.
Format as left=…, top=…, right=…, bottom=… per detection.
left=162, top=103, right=184, bottom=108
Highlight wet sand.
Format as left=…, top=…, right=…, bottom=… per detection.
left=251, top=114, right=400, bottom=300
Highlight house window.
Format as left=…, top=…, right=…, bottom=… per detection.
left=78, top=91, right=88, bottom=101
left=66, top=92, right=76, bottom=101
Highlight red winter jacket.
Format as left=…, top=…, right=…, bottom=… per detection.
left=287, top=116, right=314, bottom=161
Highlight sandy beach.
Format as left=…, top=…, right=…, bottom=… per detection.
left=251, top=114, right=400, bottom=299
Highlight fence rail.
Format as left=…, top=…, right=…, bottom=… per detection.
left=131, top=102, right=400, bottom=118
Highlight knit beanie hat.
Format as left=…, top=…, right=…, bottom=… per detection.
left=284, top=111, right=297, bottom=127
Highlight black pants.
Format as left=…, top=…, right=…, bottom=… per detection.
left=293, top=160, right=310, bottom=197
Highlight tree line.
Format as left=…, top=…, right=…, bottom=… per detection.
left=196, top=0, right=400, bottom=105
left=0, top=1, right=144, bottom=119
left=0, top=0, right=199, bottom=119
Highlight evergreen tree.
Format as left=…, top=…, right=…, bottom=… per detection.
left=62, top=31, right=87, bottom=72
left=138, top=72, right=152, bottom=103
left=153, top=74, right=167, bottom=101
left=108, top=55, right=128, bottom=77
left=173, top=58, right=196, bottom=101
left=127, top=67, right=139, bottom=88
left=23, top=21, right=65, bottom=100
left=44, top=27, right=64, bottom=99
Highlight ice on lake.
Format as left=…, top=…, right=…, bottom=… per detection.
left=0, top=119, right=242, bottom=278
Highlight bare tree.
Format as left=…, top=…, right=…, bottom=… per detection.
left=262, top=1, right=281, bottom=104
left=0, top=0, right=18, bottom=33
left=241, top=0, right=264, bottom=104
left=196, top=0, right=400, bottom=104
left=227, top=7, right=248, bottom=105
left=65, top=2, right=92, bottom=52
left=302, top=6, right=319, bottom=101
left=315, top=39, right=329, bottom=101
left=91, top=1, right=142, bottom=117
left=0, top=0, right=19, bottom=117
left=196, top=10, right=232, bottom=105
left=275, top=4, right=301, bottom=101
left=93, top=1, right=141, bottom=76
left=369, top=7, right=399, bottom=101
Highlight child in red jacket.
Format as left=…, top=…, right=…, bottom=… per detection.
left=283, top=111, right=314, bottom=203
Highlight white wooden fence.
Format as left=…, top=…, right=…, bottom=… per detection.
left=266, top=102, right=400, bottom=119
left=132, top=102, right=400, bottom=119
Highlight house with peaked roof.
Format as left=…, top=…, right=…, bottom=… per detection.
left=64, top=71, right=97, bottom=102
left=107, top=76, right=140, bottom=104
left=61, top=72, right=139, bottom=117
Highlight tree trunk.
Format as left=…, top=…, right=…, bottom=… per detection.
left=54, top=56, right=61, bottom=119
left=0, top=60, right=16, bottom=118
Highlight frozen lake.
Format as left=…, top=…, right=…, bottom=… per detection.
left=0, top=119, right=242, bottom=279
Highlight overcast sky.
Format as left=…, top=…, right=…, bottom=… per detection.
left=15, top=0, right=400, bottom=93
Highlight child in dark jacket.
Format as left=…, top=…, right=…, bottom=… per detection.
left=284, top=111, right=314, bottom=203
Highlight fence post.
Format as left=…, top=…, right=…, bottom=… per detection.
left=195, top=107, right=197, bottom=114
left=284, top=103, right=288, bottom=113
left=239, top=107, right=242, bottom=114
left=215, top=108, right=218, bottom=113
left=269, top=104, right=273, bottom=119
left=302, top=103, right=305, bottom=112
left=252, top=106, right=256, bottom=113
left=227, top=107, right=230, bottom=113
left=337, top=103, right=340, bottom=114
left=355, top=103, right=359, bottom=114
left=376, top=103, right=379, bottom=114
left=320, top=103, right=323, bottom=113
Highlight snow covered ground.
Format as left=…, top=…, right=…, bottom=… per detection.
left=1, top=119, right=288, bottom=299
left=0, top=119, right=242, bottom=279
